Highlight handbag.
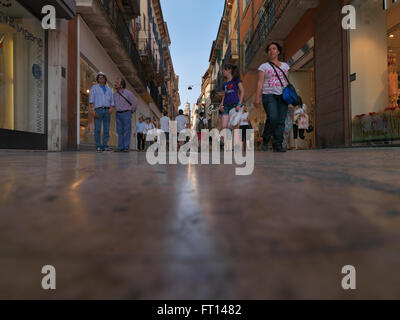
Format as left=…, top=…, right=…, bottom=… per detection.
left=269, top=62, right=300, bottom=106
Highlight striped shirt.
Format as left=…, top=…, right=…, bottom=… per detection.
left=113, top=89, right=137, bottom=112
left=89, top=84, right=114, bottom=109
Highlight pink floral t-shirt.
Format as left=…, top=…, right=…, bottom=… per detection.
left=258, top=62, right=290, bottom=95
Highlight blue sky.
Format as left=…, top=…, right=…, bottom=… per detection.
left=160, top=0, right=225, bottom=110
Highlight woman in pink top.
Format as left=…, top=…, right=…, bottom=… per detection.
left=254, top=42, right=290, bottom=152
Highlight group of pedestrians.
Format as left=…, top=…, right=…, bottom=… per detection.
left=217, top=41, right=310, bottom=153
left=90, top=41, right=308, bottom=155
left=134, top=110, right=190, bottom=151
left=89, top=72, right=137, bottom=153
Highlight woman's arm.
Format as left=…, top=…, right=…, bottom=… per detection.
left=220, top=94, right=225, bottom=112
left=254, top=71, right=265, bottom=108
left=238, top=82, right=245, bottom=105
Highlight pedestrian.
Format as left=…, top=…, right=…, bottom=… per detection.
left=219, top=64, right=245, bottom=131
left=195, top=112, right=208, bottom=149
left=89, top=72, right=114, bottom=153
left=175, top=109, right=188, bottom=150
left=254, top=42, right=290, bottom=152
left=144, top=117, right=155, bottom=151
left=239, top=105, right=251, bottom=152
left=293, top=97, right=308, bottom=151
left=113, top=78, right=137, bottom=153
left=134, top=116, right=146, bottom=152
left=159, top=111, right=171, bottom=149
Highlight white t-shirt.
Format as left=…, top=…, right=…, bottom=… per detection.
left=175, top=115, right=188, bottom=133
left=160, top=116, right=170, bottom=133
left=240, top=112, right=249, bottom=126
left=258, top=62, right=290, bottom=95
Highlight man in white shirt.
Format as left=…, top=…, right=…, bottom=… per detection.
left=159, top=111, right=171, bottom=148
left=175, top=109, right=189, bottom=149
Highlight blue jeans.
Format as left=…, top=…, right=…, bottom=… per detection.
left=223, top=103, right=237, bottom=115
left=262, top=94, right=288, bottom=148
left=94, top=108, right=111, bottom=149
left=116, top=111, right=132, bottom=150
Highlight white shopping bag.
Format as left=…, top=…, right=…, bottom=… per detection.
left=228, top=107, right=243, bottom=128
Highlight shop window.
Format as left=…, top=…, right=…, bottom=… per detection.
left=79, top=57, right=97, bottom=145
left=0, top=1, right=45, bottom=134
left=350, top=0, right=400, bottom=144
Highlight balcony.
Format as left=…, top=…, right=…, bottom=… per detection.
left=245, top=0, right=319, bottom=71
left=149, top=82, right=164, bottom=112
left=119, top=0, right=140, bottom=19
left=138, top=39, right=157, bottom=79
left=210, top=72, right=224, bottom=104
left=222, top=39, right=239, bottom=70
left=77, top=0, right=147, bottom=93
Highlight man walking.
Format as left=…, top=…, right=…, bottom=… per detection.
left=134, top=116, right=146, bottom=152
left=175, top=109, right=188, bottom=150
left=90, top=72, right=114, bottom=152
left=113, top=78, right=137, bottom=152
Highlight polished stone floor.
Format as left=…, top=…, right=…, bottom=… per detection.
left=0, top=148, right=400, bottom=299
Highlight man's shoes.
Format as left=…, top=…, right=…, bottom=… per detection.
left=103, top=147, right=113, bottom=152
left=96, top=148, right=103, bottom=153
left=123, top=149, right=129, bottom=153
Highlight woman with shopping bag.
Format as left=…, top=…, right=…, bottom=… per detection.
left=219, top=64, right=245, bottom=147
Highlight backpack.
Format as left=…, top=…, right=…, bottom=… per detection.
left=197, top=118, right=206, bottom=132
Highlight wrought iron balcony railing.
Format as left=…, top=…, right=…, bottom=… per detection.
left=98, top=0, right=147, bottom=86
left=222, top=39, right=239, bottom=70
left=245, top=0, right=290, bottom=69
left=149, top=81, right=164, bottom=112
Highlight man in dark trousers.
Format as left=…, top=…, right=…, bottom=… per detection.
left=113, top=78, right=137, bottom=152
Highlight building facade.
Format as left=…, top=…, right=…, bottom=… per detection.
left=0, top=0, right=76, bottom=150
left=204, top=0, right=400, bottom=148
left=0, top=0, right=180, bottom=150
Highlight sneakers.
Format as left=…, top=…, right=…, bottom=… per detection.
left=103, top=147, right=113, bottom=152
left=96, top=148, right=103, bottom=153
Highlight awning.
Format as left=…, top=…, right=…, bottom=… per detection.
left=18, top=0, right=76, bottom=20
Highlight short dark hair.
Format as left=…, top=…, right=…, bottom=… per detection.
left=199, top=112, right=205, bottom=117
left=120, top=78, right=126, bottom=89
left=179, top=109, right=184, bottom=115
left=224, top=64, right=240, bottom=81
left=265, top=42, right=282, bottom=55
left=163, top=111, right=168, bottom=116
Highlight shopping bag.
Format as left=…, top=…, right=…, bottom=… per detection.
left=298, top=114, right=309, bottom=130
left=228, top=107, right=241, bottom=128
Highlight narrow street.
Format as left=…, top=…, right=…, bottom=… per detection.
left=1, top=148, right=399, bottom=299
